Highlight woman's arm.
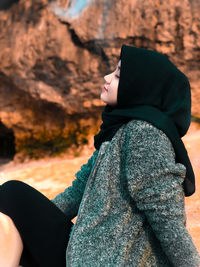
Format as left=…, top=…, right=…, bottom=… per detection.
left=51, top=150, right=98, bottom=220
left=123, top=121, right=200, bottom=267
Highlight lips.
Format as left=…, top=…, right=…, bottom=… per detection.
left=103, top=87, right=108, bottom=92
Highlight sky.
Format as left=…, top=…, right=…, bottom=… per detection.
left=51, top=0, right=94, bottom=19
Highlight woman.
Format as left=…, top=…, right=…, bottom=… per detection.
left=0, top=44, right=200, bottom=266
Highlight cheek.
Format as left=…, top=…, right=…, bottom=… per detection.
left=115, top=80, right=119, bottom=94
left=117, top=80, right=119, bottom=90
left=111, top=80, right=119, bottom=91
left=106, top=80, right=119, bottom=97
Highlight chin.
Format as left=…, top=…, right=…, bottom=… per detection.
left=100, top=95, right=107, bottom=104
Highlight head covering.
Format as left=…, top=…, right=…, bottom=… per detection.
left=94, top=44, right=195, bottom=197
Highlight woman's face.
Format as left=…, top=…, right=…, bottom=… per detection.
left=100, top=60, right=121, bottom=106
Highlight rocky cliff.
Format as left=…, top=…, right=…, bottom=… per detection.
left=0, top=0, right=200, bottom=160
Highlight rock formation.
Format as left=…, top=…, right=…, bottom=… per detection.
left=0, top=0, right=200, bottom=160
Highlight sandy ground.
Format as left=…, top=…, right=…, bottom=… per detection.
left=182, top=123, right=200, bottom=253
left=0, top=122, right=199, bottom=253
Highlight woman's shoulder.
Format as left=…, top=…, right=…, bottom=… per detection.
left=124, top=119, right=170, bottom=140
left=124, top=119, right=161, bottom=132
left=121, top=119, right=176, bottom=157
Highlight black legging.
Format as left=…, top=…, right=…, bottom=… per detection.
left=0, top=180, right=74, bottom=267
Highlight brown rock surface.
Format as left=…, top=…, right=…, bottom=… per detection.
left=0, top=0, right=200, bottom=159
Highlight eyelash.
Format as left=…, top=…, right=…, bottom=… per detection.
left=115, top=75, right=120, bottom=78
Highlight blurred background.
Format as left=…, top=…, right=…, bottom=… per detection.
left=0, top=0, right=199, bottom=252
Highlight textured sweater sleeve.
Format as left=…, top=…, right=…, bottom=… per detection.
left=123, top=121, right=200, bottom=267
left=51, top=150, right=98, bottom=220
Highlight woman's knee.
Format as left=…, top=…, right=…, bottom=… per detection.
left=1, top=180, right=27, bottom=194
left=0, top=180, right=29, bottom=213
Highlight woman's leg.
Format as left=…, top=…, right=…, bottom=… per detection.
left=0, top=212, right=23, bottom=267
left=0, top=180, right=73, bottom=267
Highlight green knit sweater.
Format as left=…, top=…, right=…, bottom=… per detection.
left=52, top=119, right=200, bottom=266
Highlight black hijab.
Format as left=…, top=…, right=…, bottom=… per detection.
left=94, top=44, right=195, bottom=197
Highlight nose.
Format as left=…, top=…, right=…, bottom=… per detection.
left=104, top=72, right=113, bottom=84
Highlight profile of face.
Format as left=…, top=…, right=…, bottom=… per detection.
left=100, top=60, right=121, bottom=106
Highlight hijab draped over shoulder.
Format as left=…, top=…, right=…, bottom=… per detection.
left=94, top=44, right=195, bottom=197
